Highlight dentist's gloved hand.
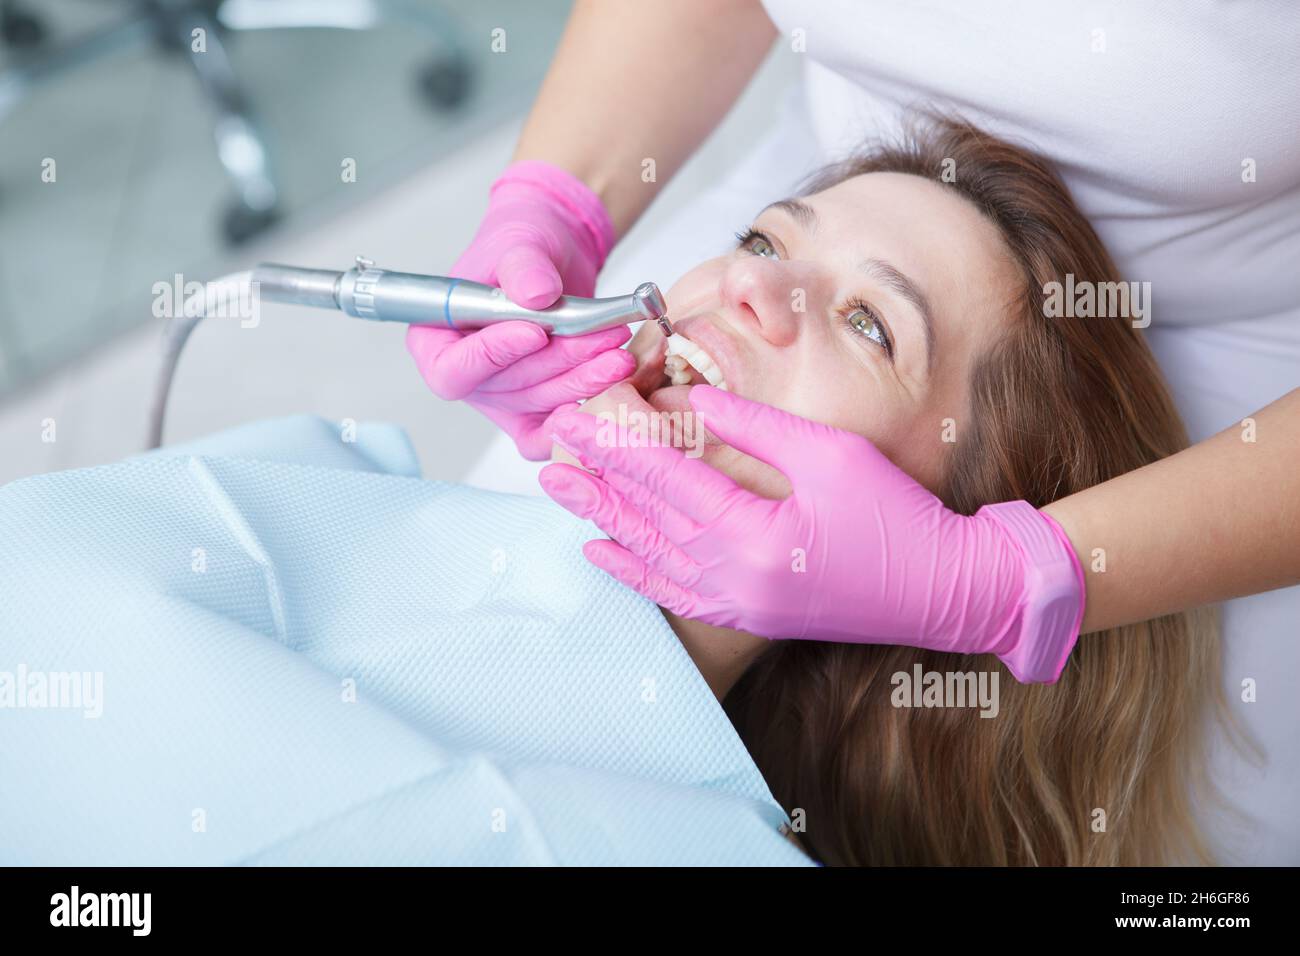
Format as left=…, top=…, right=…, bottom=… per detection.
left=539, top=386, right=1086, bottom=684
left=406, top=159, right=635, bottom=460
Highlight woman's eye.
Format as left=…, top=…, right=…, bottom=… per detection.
left=846, top=307, right=894, bottom=358
left=735, top=228, right=779, bottom=259
left=733, top=227, right=894, bottom=361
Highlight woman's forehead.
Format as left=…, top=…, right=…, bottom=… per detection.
left=804, top=172, right=1001, bottom=259
left=803, top=171, right=1021, bottom=338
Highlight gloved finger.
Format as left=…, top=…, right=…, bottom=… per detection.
left=688, top=384, right=893, bottom=489
left=495, top=242, right=564, bottom=310
left=477, top=325, right=633, bottom=393
left=512, top=426, right=558, bottom=462
left=581, top=539, right=708, bottom=621
left=538, top=464, right=702, bottom=585
left=485, top=349, right=636, bottom=413
left=404, top=323, right=464, bottom=370
left=548, top=410, right=750, bottom=526
left=541, top=401, right=582, bottom=431
left=530, top=403, right=587, bottom=463
left=595, top=464, right=702, bottom=546
left=412, top=320, right=549, bottom=400
left=445, top=247, right=494, bottom=288
left=470, top=403, right=553, bottom=462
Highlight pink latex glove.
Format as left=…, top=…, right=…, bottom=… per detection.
left=406, top=159, right=636, bottom=460
left=539, top=386, right=1086, bottom=684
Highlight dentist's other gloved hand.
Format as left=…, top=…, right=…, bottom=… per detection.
left=539, top=386, right=1086, bottom=684
left=406, top=159, right=635, bottom=460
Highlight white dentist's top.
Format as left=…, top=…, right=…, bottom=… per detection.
left=468, top=0, right=1300, bottom=863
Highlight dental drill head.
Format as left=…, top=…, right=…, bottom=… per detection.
left=252, top=257, right=673, bottom=337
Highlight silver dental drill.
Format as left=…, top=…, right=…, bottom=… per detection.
left=253, top=257, right=673, bottom=337
left=148, top=258, right=671, bottom=449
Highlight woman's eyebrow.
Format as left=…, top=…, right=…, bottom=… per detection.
left=760, top=198, right=819, bottom=235
left=861, top=258, right=936, bottom=375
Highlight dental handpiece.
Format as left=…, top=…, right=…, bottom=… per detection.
left=251, top=257, right=673, bottom=337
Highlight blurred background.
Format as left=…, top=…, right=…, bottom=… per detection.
left=0, top=0, right=796, bottom=484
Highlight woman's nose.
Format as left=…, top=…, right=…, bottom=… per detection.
left=718, top=257, right=826, bottom=347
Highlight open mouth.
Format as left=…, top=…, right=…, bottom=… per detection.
left=662, top=333, right=729, bottom=391
left=591, top=325, right=730, bottom=453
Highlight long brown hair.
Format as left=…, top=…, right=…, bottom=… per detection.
left=725, top=116, right=1238, bottom=865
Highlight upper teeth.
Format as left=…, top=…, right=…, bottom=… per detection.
left=664, top=334, right=728, bottom=390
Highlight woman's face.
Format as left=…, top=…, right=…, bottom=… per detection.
left=569, top=171, right=1023, bottom=497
